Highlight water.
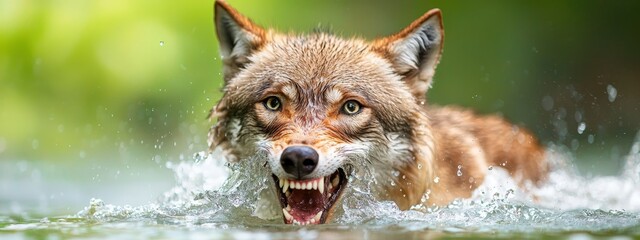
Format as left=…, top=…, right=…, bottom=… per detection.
left=2, top=138, right=640, bottom=239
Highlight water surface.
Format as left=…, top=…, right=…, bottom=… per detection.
left=2, top=140, right=640, bottom=239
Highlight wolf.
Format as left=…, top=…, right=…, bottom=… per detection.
left=208, top=0, right=548, bottom=225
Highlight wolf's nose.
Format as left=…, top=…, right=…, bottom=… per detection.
left=280, top=146, right=319, bottom=179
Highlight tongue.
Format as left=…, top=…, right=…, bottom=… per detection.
left=287, top=189, right=325, bottom=221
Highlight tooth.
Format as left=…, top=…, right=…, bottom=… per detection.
left=328, top=193, right=332, bottom=198
left=282, top=208, right=293, bottom=220
left=285, top=191, right=291, bottom=197
left=296, top=182, right=302, bottom=190
left=279, top=179, right=284, bottom=188
left=293, top=220, right=298, bottom=225
left=332, top=175, right=340, bottom=187
left=314, top=211, right=323, bottom=222
left=313, top=180, right=318, bottom=190
left=283, top=179, right=289, bottom=193
left=306, top=182, right=312, bottom=190
left=319, top=178, right=324, bottom=194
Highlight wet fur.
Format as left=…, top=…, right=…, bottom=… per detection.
left=209, top=0, right=547, bottom=219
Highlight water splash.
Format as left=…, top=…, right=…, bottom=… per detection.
left=73, top=133, right=640, bottom=233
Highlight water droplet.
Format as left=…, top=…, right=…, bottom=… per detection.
left=588, top=134, right=595, bottom=144
left=159, top=41, right=165, bottom=46
left=577, top=122, right=586, bottom=134
left=541, top=96, right=554, bottom=111
left=606, top=84, right=617, bottom=102
left=456, top=169, right=462, bottom=177
left=433, top=177, right=440, bottom=183
left=488, top=166, right=493, bottom=170
left=417, top=163, right=422, bottom=169
left=421, top=192, right=430, bottom=202
left=392, top=170, right=400, bottom=177
left=574, top=111, right=583, bottom=123
left=506, top=189, right=515, bottom=198
left=193, top=151, right=208, bottom=163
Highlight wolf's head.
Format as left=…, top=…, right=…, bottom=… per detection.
left=209, top=0, right=443, bottom=225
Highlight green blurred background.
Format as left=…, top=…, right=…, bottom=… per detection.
left=1, top=0, right=639, bottom=211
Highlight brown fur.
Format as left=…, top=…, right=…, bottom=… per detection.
left=209, top=0, right=548, bottom=222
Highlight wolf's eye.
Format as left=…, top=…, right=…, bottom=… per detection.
left=341, top=100, right=362, bottom=115
left=263, top=96, right=282, bottom=111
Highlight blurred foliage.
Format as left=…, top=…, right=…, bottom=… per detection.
left=1, top=0, right=639, bottom=168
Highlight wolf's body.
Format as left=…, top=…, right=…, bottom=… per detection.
left=209, top=1, right=547, bottom=224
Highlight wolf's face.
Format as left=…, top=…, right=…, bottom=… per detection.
left=210, top=1, right=443, bottom=225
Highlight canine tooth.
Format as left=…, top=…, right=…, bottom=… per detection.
left=314, top=211, right=323, bottom=222
left=286, top=205, right=291, bottom=211
left=332, top=175, right=340, bottom=187
left=318, top=178, right=324, bottom=194
left=313, top=180, right=318, bottom=190
left=283, top=179, right=289, bottom=193
left=279, top=179, right=284, bottom=188
left=282, top=208, right=293, bottom=220
left=306, top=182, right=312, bottom=190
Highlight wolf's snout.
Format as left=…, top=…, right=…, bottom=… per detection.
left=280, top=146, right=319, bottom=179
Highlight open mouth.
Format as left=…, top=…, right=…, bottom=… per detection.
left=272, top=168, right=348, bottom=225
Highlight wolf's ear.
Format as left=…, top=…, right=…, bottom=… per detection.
left=373, top=9, right=444, bottom=101
left=214, top=0, right=266, bottom=83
